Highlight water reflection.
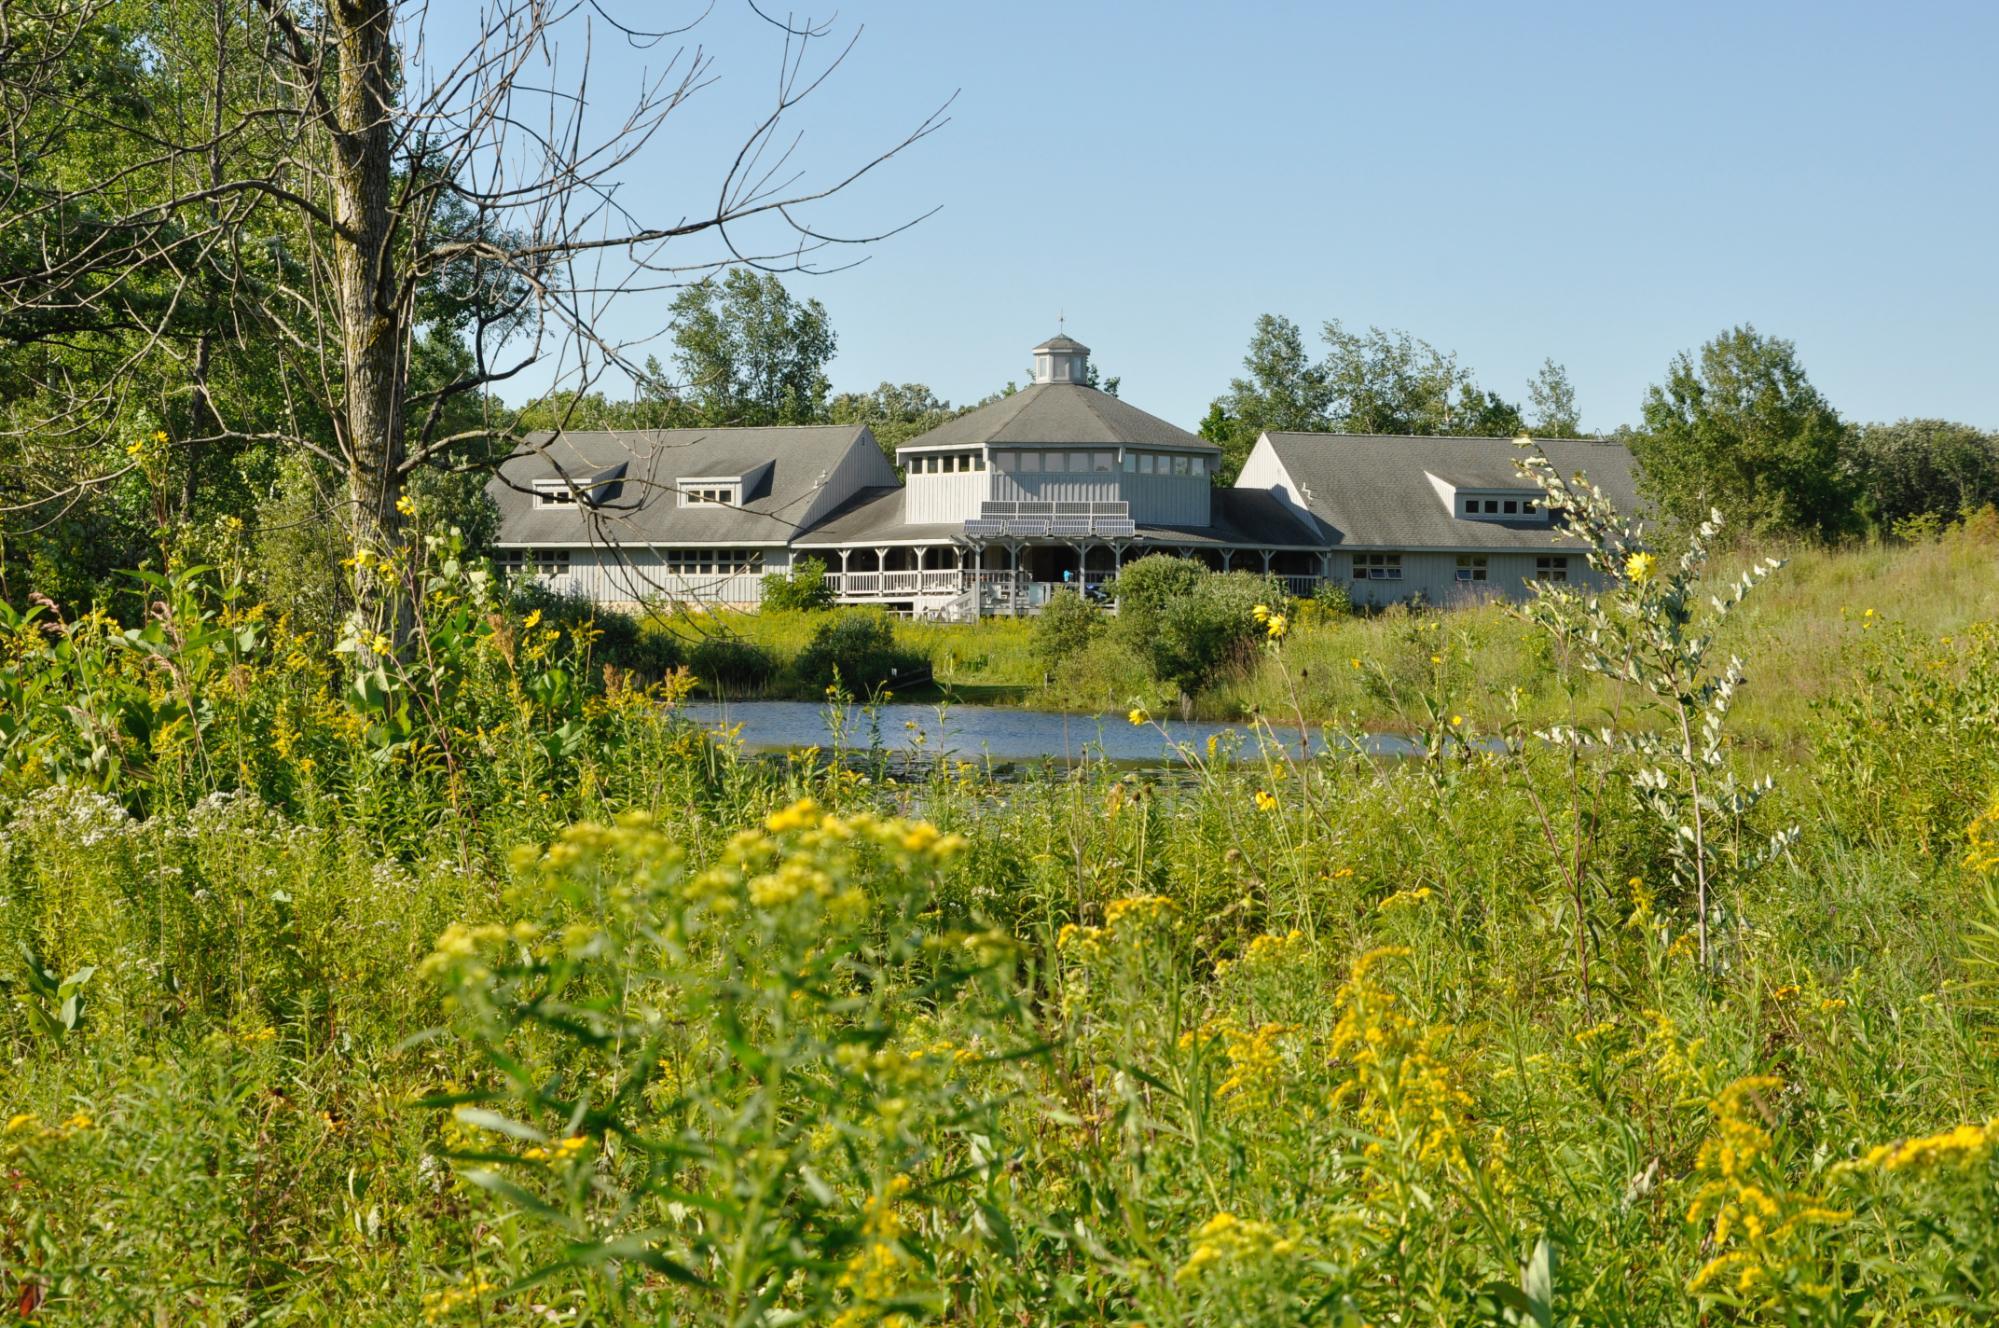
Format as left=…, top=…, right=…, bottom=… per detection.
left=674, top=700, right=1425, bottom=764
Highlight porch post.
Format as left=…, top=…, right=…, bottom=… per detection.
left=1260, top=549, right=1273, bottom=573
left=1220, top=548, right=1234, bottom=571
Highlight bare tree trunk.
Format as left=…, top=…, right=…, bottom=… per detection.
left=330, top=0, right=406, bottom=564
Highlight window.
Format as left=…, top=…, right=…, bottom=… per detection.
left=1483, top=499, right=1499, bottom=514
left=681, top=485, right=736, bottom=506
left=1121, top=452, right=1136, bottom=473
left=1503, top=500, right=1518, bottom=514
left=997, top=451, right=1019, bottom=473
left=1455, top=555, right=1488, bottom=583
left=532, top=482, right=577, bottom=509
left=1137, top=453, right=1155, bottom=475
left=663, top=549, right=765, bottom=575
left=1172, top=455, right=1191, bottom=476
left=1352, top=553, right=1403, bottom=581
left=1535, top=555, right=1570, bottom=582
left=1463, top=497, right=1478, bottom=515
left=1093, top=452, right=1114, bottom=472
left=498, top=548, right=571, bottom=576
left=1524, top=500, right=1537, bottom=515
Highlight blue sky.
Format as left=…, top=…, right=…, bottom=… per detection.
left=458, top=1, right=1997, bottom=432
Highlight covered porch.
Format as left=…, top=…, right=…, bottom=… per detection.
left=812, top=538, right=1328, bottom=616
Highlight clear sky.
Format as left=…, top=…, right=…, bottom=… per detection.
left=456, top=1, right=1998, bottom=432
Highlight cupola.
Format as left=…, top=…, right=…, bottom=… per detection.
left=1031, top=334, right=1090, bottom=386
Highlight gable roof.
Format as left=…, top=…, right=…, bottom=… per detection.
left=1254, top=433, right=1642, bottom=551
left=488, top=425, right=871, bottom=547
left=898, top=382, right=1218, bottom=454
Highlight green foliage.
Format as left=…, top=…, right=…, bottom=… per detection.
left=791, top=611, right=925, bottom=695
left=1849, top=418, right=1999, bottom=534
left=1205, top=314, right=1540, bottom=482
left=1527, top=358, right=1582, bottom=436
left=688, top=635, right=782, bottom=696
left=1632, top=324, right=1855, bottom=539
left=1030, top=587, right=1103, bottom=667
left=2, top=540, right=1999, bottom=1321
left=760, top=556, right=835, bottom=612
left=1110, top=556, right=1284, bottom=701
left=668, top=270, right=837, bottom=426
left=828, top=383, right=962, bottom=457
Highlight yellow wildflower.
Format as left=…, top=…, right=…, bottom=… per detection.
left=1265, top=612, right=1288, bottom=639
left=1624, top=550, right=1658, bottom=584
left=1254, top=789, right=1278, bottom=813
left=1128, top=706, right=1148, bottom=726
left=1252, top=603, right=1270, bottom=623
left=395, top=493, right=417, bottom=517
left=1859, top=1119, right=1999, bottom=1172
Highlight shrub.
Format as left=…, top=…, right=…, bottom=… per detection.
left=686, top=634, right=780, bottom=695
left=760, top=556, right=835, bottom=612
left=1109, top=556, right=1284, bottom=700
left=1031, top=588, right=1103, bottom=667
left=791, top=611, right=925, bottom=695
left=513, top=582, right=681, bottom=678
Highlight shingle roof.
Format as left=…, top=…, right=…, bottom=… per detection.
left=1256, top=433, right=1641, bottom=551
left=899, top=382, right=1217, bottom=453
left=488, top=425, right=870, bottom=546
left=790, top=484, right=1324, bottom=550
left=1033, top=333, right=1089, bottom=353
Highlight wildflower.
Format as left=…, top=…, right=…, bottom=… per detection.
left=1175, top=1212, right=1299, bottom=1284
left=1349, top=657, right=1361, bottom=669
left=1772, top=984, right=1800, bottom=1003
left=1378, top=886, right=1433, bottom=912
left=1449, top=714, right=1463, bottom=727
left=1265, top=612, right=1288, bottom=640
left=1859, top=1119, right=1999, bottom=1172
left=1128, top=706, right=1148, bottom=726
left=1429, top=653, right=1442, bottom=664
left=1252, top=603, right=1270, bottom=623
left=522, top=608, right=543, bottom=630
left=521, top=1135, right=590, bottom=1165
left=1624, top=550, right=1658, bottom=584
left=1254, top=789, right=1278, bottom=813
left=5, top=1113, right=37, bottom=1134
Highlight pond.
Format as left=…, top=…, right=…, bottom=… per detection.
left=674, top=700, right=1425, bottom=764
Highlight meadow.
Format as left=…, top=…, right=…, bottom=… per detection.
left=659, top=512, right=1999, bottom=753
left=3, top=510, right=1998, bottom=1325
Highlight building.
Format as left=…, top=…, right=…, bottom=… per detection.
left=488, top=334, right=1639, bottom=615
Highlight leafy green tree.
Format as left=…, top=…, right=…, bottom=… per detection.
left=669, top=271, right=838, bottom=426
left=761, top=556, right=836, bottom=612
left=1527, top=359, right=1583, bottom=436
left=1632, top=326, right=1855, bottom=539
left=1202, top=315, right=1333, bottom=482
left=1204, top=315, right=1531, bottom=482
left=829, top=383, right=960, bottom=457
left=1322, top=320, right=1522, bottom=437
left=1849, top=419, right=1999, bottom=533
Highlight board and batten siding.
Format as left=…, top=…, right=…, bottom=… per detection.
left=904, top=472, right=990, bottom=524
left=530, top=547, right=783, bottom=608
left=988, top=471, right=1211, bottom=525
left=791, top=432, right=899, bottom=531
left=1337, top=550, right=1603, bottom=607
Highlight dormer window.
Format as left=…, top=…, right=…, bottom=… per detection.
left=681, top=484, right=738, bottom=507
left=533, top=481, right=578, bottom=508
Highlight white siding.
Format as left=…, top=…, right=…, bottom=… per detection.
left=1235, top=438, right=1318, bottom=532
left=792, top=429, right=899, bottom=531
left=528, top=547, right=778, bottom=610
left=1336, top=550, right=1607, bottom=607
left=905, top=472, right=991, bottom=523
left=987, top=471, right=1211, bottom=524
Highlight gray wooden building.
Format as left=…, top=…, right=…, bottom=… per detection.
left=487, top=334, right=1640, bottom=616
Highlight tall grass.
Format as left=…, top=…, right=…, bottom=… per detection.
left=3, top=522, right=1998, bottom=1324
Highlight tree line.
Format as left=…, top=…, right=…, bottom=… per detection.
left=1200, top=313, right=1998, bottom=542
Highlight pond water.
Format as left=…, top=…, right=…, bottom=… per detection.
left=675, top=700, right=1424, bottom=764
